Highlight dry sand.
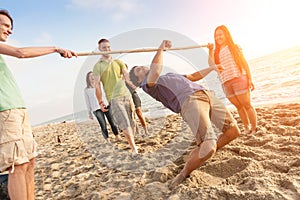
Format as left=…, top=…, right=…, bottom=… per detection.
left=32, top=102, right=300, bottom=200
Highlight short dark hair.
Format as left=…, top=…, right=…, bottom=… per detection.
left=129, top=66, right=141, bottom=87
left=0, top=9, right=13, bottom=30
left=98, top=38, right=109, bottom=45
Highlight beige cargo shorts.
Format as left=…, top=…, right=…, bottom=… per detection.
left=0, top=109, right=38, bottom=173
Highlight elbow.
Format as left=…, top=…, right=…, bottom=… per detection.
left=186, top=75, right=194, bottom=82
left=191, top=77, right=201, bottom=82
left=188, top=75, right=202, bottom=82
left=15, top=49, right=27, bottom=58
left=150, top=71, right=160, bottom=82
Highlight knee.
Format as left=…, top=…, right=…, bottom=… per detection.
left=198, top=142, right=217, bottom=159
left=123, top=127, right=133, bottom=136
left=235, top=105, right=244, bottom=111
left=243, top=103, right=253, bottom=110
left=224, top=124, right=240, bottom=140
left=229, top=100, right=242, bottom=110
left=209, top=147, right=217, bottom=157
left=199, top=147, right=216, bottom=160
left=135, top=108, right=142, bottom=115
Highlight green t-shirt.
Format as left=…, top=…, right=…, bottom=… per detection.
left=0, top=55, right=25, bottom=111
left=93, top=59, right=130, bottom=102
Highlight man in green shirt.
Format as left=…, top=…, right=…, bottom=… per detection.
left=93, top=38, right=138, bottom=154
left=0, top=9, right=77, bottom=200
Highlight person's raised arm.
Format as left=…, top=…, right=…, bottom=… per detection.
left=146, top=40, right=172, bottom=88
left=0, top=42, right=77, bottom=58
left=207, top=43, right=215, bottom=67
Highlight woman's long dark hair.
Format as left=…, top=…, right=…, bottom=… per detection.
left=214, top=25, right=243, bottom=72
left=86, top=71, right=93, bottom=88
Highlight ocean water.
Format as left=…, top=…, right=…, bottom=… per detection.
left=250, top=46, right=300, bottom=105
left=39, top=46, right=300, bottom=126
left=140, top=45, right=300, bottom=118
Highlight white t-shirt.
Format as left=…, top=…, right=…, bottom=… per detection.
left=84, top=87, right=100, bottom=114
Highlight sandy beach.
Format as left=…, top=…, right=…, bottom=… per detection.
left=30, top=102, right=300, bottom=200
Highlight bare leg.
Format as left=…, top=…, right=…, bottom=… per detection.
left=8, top=164, right=27, bottom=200
left=143, top=126, right=149, bottom=135
left=26, top=159, right=35, bottom=200
left=217, top=125, right=240, bottom=150
left=8, top=158, right=35, bottom=200
left=228, top=96, right=250, bottom=132
left=134, top=120, right=140, bottom=136
left=135, top=108, right=148, bottom=135
left=246, top=106, right=257, bottom=133
left=235, top=92, right=257, bottom=133
left=169, top=140, right=217, bottom=189
left=169, top=124, right=240, bottom=190
left=115, top=134, right=120, bottom=140
left=122, top=127, right=138, bottom=154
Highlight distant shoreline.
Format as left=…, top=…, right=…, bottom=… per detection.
left=33, top=98, right=300, bottom=128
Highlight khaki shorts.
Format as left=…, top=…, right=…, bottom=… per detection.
left=0, top=109, right=38, bottom=173
left=110, top=96, right=135, bottom=131
left=181, top=90, right=236, bottom=145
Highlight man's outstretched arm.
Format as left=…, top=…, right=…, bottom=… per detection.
left=186, top=64, right=224, bottom=82
left=0, top=43, right=77, bottom=58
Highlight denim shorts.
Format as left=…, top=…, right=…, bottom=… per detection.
left=0, top=109, right=38, bottom=172
left=222, top=75, right=250, bottom=98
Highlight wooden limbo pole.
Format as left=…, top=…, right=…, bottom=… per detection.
left=77, top=44, right=208, bottom=56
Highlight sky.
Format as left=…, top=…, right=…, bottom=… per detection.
left=1, top=0, right=300, bottom=125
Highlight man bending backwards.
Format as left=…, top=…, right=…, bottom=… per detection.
left=129, top=40, right=240, bottom=189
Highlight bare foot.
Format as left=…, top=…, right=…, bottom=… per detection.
left=135, top=124, right=140, bottom=136
left=169, top=173, right=187, bottom=190
left=144, top=127, right=149, bottom=135
left=132, top=146, right=139, bottom=155
left=115, top=135, right=121, bottom=141
left=251, top=127, right=257, bottom=134
left=244, top=125, right=251, bottom=134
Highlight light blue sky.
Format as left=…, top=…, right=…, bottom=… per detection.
left=1, top=0, right=299, bottom=125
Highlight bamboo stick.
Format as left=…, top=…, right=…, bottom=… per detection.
left=77, top=44, right=208, bottom=56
